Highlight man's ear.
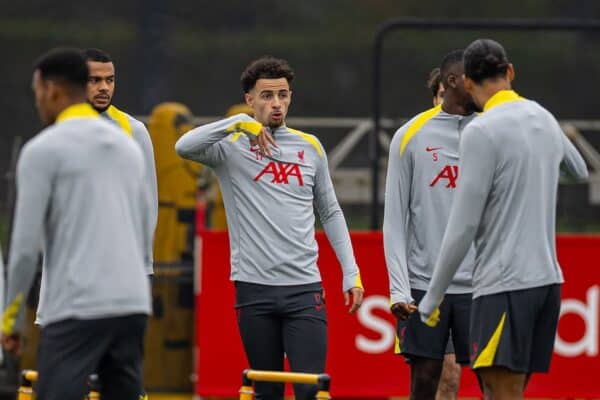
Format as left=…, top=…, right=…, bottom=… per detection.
left=244, top=92, right=253, bottom=108
left=46, top=81, right=61, bottom=102
left=447, top=74, right=458, bottom=89
left=507, top=63, right=515, bottom=82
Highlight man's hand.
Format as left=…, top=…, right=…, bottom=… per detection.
left=390, top=302, right=417, bottom=321
left=1, top=333, right=21, bottom=355
left=345, top=287, right=364, bottom=314
left=257, top=127, right=278, bottom=157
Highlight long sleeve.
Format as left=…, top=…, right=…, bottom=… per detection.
left=560, top=131, right=588, bottom=181
left=313, top=147, right=362, bottom=293
left=383, top=130, right=413, bottom=305
left=419, top=125, right=495, bottom=323
left=2, top=142, right=54, bottom=335
left=138, top=169, right=155, bottom=276
left=132, top=121, right=158, bottom=274
left=175, top=113, right=262, bottom=167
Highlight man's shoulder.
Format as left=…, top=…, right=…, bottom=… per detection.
left=392, top=105, right=443, bottom=156
left=285, top=126, right=325, bottom=158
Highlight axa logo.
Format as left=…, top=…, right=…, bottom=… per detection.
left=430, top=165, right=458, bottom=188
left=254, top=161, right=304, bottom=186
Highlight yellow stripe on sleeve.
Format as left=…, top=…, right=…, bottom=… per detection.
left=424, top=307, right=441, bottom=327
left=354, top=273, right=363, bottom=289
left=473, top=312, right=507, bottom=369
left=225, top=121, right=263, bottom=137
left=399, top=104, right=442, bottom=156
left=2, top=293, right=24, bottom=336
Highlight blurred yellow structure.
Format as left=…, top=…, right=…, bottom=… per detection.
left=148, top=102, right=198, bottom=263
left=145, top=103, right=196, bottom=390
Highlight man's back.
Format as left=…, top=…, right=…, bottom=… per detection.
left=463, top=96, right=586, bottom=297
left=11, top=113, right=152, bottom=326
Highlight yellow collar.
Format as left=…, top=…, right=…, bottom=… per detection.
left=483, top=90, right=524, bottom=112
left=55, top=103, right=99, bottom=123
left=105, top=105, right=134, bottom=137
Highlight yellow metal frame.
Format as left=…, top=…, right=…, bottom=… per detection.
left=17, top=370, right=104, bottom=399
left=239, top=369, right=331, bottom=399
left=17, top=370, right=38, bottom=400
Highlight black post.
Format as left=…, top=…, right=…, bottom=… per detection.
left=371, top=17, right=600, bottom=229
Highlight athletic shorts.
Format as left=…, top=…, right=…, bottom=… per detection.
left=470, top=284, right=561, bottom=373
left=397, top=289, right=471, bottom=365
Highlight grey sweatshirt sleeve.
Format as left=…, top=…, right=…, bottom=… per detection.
left=137, top=167, right=155, bottom=276
left=2, top=141, right=54, bottom=335
left=314, top=146, right=362, bottom=292
left=383, top=128, right=414, bottom=305
left=175, top=113, right=261, bottom=167
left=560, top=131, right=588, bottom=180
left=419, top=124, right=495, bottom=323
left=132, top=120, right=158, bottom=274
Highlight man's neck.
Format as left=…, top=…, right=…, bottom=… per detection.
left=54, top=96, right=87, bottom=119
left=441, top=92, right=470, bottom=116
left=480, top=80, right=512, bottom=109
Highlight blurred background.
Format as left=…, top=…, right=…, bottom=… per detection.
left=1, top=0, right=599, bottom=397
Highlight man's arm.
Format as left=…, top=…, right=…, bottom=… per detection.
left=419, top=125, right=495, bottom=325
left=136, top=153, right=155, bottom=278
left=175, top=113, right=262, bottom=167
left=560, top=127, right=588, bottom=181
left=383, top=128, right=414, bottom=310
left=2, top=142, right=54, bottom=339
left=313, top=145, right=363, bottom=312
left=132, top=121, right=158, bottom=275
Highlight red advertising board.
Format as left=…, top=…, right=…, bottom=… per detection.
left=195, top=231, right=600, bottom=398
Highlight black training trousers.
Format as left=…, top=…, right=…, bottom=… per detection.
left=235, top=281, right=327, bottom=400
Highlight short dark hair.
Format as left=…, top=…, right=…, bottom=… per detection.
left=440, top=49, right=464, bottom=86
left=464, top=39, right=509, bottom=84
left=34, top=47, right=88, bottom=91
left=427, top=67, right=442, bottom=97
left=240, top=56, right=294, bottom=93
left=82, top=48, right=113, bottom=63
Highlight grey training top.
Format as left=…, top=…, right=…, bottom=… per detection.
left=101, top=105, right=158, bottom=274
left=419, top=91, right=588, bottom=321
left=384, top=105, right=476, bottom=305
left=3, top=104, right=152, bottom=332
left=175, top=113, right=362, bottom=292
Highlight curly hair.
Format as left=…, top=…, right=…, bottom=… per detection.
left=241, top=56, right=295, bottom=93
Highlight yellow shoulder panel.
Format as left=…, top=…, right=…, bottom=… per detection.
left=287, top=127, right=323, bottom=157
left=399, top=104, right=442, bottom=156
left=106, top=105, right=134, bottom=137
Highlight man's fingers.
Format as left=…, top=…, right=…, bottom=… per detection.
left=407, top=303, right=418, bottom=312
left=344, top=291, right=350, bottom=306
left=349, top=288, right=364, bottom=314
left=266, top=132, right=278, bottom=148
